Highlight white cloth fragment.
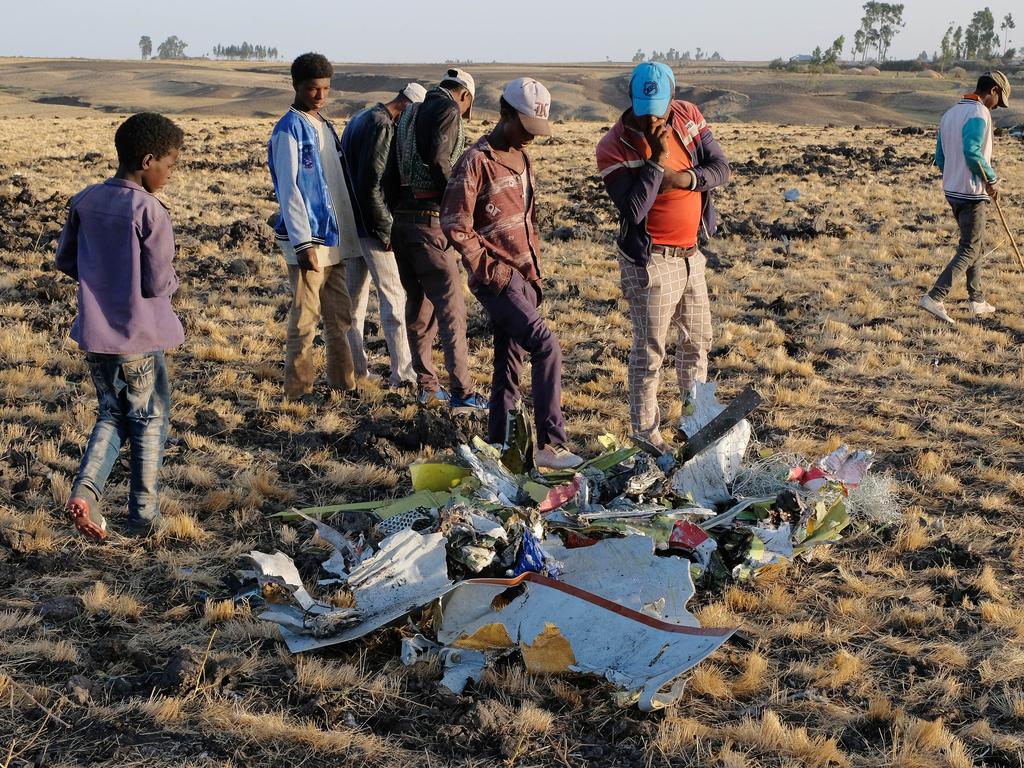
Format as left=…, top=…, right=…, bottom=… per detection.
left=671, top=382, right=751, bottom=507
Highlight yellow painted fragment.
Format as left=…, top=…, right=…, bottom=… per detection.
left=452, top=622, right=514, bottom=650
left=410, top=463, right=470, bottom=492
left=521, top=623, right=576, bottom=673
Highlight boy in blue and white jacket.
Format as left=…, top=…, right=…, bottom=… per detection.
left=269, top=52, right=362, bottom=398
left=920, top=71, right=1012, bottom=325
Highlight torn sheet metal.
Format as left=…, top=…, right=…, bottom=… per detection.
left=681, top=385, right=761, bottom=460
left=544, top=534, right=700, bottom=626
left=400, top=634, right=488, bottom=694
left=245, top=550, right=327, bottom=613
left=258, top=529, right=455, bottom=653
left=438, top=572, right=734, bottom=711
left=672, top=382, right=752, bottom=507
left=458, top=443, right=523, bottom=506
left=295, top=511, right=368, bottom=580
left=668, top=521, right=719, bottom=570
left=538, top=477, right=582, bottom=513
left=732, top=523, right=794, bottom=581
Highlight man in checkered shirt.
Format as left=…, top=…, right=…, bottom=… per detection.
left=596, top=61, right=731, bottom=450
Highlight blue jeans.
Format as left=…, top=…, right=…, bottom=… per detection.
left=72, top=351, right=171, bottom=525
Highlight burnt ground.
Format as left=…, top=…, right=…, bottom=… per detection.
left=1, top=116, right=1024, bottom=767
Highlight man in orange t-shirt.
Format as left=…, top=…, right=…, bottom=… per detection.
left=596, top=61, right=731, bottom=450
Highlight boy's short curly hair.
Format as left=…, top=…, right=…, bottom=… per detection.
left=291, top=53, right=333, bottom=85
left=114, top=113, right=184, bottom=170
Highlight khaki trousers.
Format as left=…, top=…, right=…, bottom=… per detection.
left=285, top=263, right=356, bottom=398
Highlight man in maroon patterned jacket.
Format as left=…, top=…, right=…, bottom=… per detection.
left=441, top=78, right=582, bottom=471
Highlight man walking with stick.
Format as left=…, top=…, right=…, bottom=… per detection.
left=920, top=71, right=1012, bottom=325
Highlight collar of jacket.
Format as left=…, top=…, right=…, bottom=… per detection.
left=289, top=105, right=328, bottom=123
left=104, top=177, right=171, bottom=210
left=475, top=135, right=534, bottom=175
left=615, top=102, right=700, bottom=161
left=374, top=102, right=396, bottom=122
left=432, top=86, right=457, bottom=104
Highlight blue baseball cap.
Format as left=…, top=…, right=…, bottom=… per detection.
left=629, top=61, right=675, bottom=117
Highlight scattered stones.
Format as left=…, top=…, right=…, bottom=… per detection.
left=66, top=674, right=100, bottom=705
left=194, top=408, right=229, bottom=436
left=226, top=258, right=251, bottom=277
left=546, top=225, right=578, bottom=241
left=37, top=595, right=85, bottom=622
left=158, top=648, right=202, bottom=692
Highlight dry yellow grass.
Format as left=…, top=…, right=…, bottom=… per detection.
left=0, top=88, right=1022, bottom=767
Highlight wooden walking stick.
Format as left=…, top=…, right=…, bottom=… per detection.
left=977, top=163, right=1024, bottom=270
left=991, top=195, right=1024, bottom=271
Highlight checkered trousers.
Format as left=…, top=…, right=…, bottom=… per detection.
left=617, top=250, right=712, bottom=443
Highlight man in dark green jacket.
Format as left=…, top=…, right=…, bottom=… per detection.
left=340, top=83, right=424, bottom=386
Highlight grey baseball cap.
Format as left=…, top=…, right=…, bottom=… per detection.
left=985, top=70, right=1011, bottom=108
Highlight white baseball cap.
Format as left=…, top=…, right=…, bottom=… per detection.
left=401, top=82, right=426, bottom=103
left=442, top=67, right=476, bottom=100
left=502, top=77, right=552, bottom=136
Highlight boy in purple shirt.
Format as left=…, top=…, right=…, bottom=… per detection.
left=55, top=112, right=185, bottom=540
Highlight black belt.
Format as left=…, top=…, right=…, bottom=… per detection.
left=395, top=209, right=440, bottom=221
left=649, top=244, right=698, bottom=258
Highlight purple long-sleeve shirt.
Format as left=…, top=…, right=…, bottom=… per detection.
left=55, top=178, right=184, bottom=354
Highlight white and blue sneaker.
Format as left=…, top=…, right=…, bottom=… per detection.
left=449, top=392, right=489, bottom=415
left=418, top=387, right=450, bottom=407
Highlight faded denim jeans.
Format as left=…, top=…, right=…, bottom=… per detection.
left=929, top=199, right=989, bottom=302
left=72, top=351, right=170, bottom=525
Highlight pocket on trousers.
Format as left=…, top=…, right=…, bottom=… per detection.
left=122, top=356, right=157, bottom=417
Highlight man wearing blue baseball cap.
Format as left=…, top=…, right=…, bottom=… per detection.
left=596, top=61, right=731, bottom=451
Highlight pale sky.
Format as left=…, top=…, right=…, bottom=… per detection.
left=0, top=0, right=1017, bottom=62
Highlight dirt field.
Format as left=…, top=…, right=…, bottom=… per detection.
left=2, top=83, right=1024, bottom=766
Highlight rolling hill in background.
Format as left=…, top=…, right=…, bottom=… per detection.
left=2, top=57, right=1022, bottom=126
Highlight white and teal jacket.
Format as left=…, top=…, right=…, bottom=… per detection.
left=935, top=96, right=997, bottom=203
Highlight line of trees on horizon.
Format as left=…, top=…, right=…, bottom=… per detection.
left=939, top=10, right=1015, bottom=66
left=211, top=43, right=279, bottom=61
left=774, top=2, right=1017, bottom=74
left=631, top=48, right=723, bottom=64
left=627, top=1, right=1017, bottom=72
left=137, top=36, right=280, bottom=61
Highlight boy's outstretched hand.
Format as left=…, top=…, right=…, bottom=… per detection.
left=297, top=246, right=320, bottom=272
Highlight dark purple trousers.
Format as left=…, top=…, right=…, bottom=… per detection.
left=472, top=271, right=567, bottom=448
